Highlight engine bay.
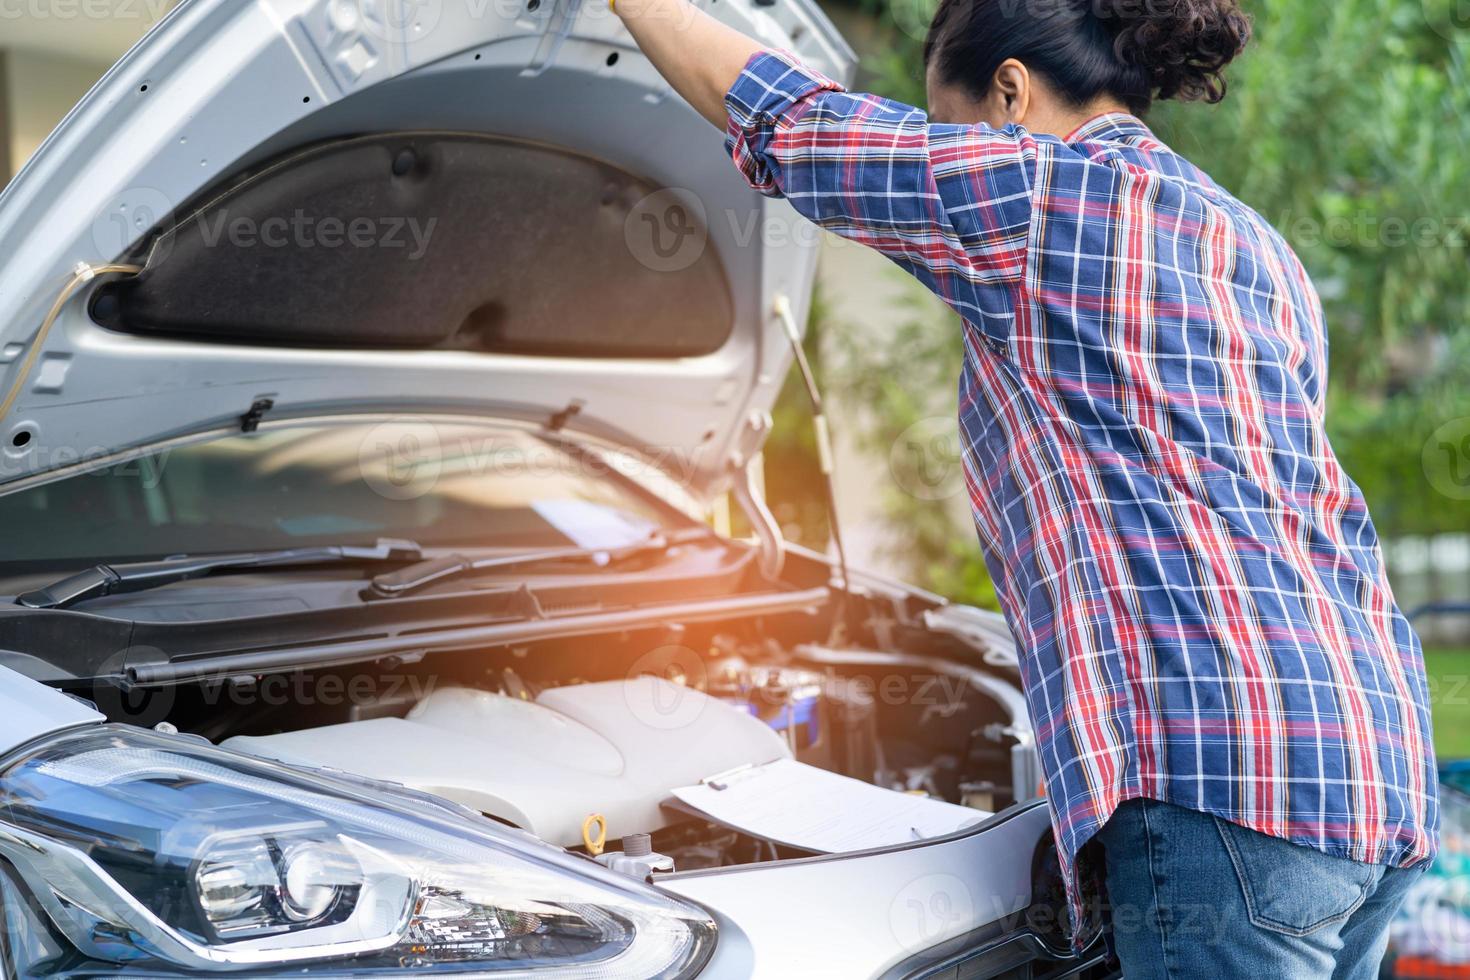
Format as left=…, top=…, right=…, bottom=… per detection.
left=110, top=611, right=1035, bottom=878
left=223, top=679, right=796, bottom=851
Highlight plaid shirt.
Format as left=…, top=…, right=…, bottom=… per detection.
left=725, top=50, right=1439, bottom=937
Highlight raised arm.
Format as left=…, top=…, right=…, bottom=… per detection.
left=616, top=0, right=1042, bottom=329
left=612, top=0, right=762, bottom=128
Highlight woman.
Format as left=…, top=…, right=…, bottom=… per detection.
left=614, top=0, right=1440, bottom=975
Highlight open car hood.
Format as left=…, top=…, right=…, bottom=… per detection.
left=0, top=0, right=855, bottom=505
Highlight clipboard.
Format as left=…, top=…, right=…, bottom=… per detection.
left=665, top=758, right=988, bottom=854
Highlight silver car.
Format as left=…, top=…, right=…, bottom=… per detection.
left=0, top=0, right=1113, bottom=976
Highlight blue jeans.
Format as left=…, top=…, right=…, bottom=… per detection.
left=1096, top=798, right=1420, bottom=979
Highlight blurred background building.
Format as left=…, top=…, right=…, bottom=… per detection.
left=1, top=5, right=168, bottom=179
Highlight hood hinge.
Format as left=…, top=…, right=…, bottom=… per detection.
left=239, top=398, right=274, bottom=433
left=729, top=414, right=784, bottom=582
left=546, top=399, right=585, bottom=433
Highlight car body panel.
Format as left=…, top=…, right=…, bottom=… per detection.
left=0, top=0, right=855, bottom=505
left=657, top=802, right=1053, bottom=978
left=0, top=666, right=104, bottom=751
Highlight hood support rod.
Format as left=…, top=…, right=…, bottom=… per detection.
left=731, top=455, right=784, bottom=582
left=774, top=294, right=852, bottom=645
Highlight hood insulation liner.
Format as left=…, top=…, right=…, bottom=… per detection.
left=89, top=132, right=734, bottom=358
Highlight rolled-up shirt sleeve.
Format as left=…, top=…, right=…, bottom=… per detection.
left=725, top=49, right=847, bottom=194
left=724, top=49, right=1042, bottom=322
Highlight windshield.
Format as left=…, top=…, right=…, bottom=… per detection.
left=0, top=421, right=688, bottom=566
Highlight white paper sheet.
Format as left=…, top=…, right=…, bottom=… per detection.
left=531, top=499, right=658, bottom=551
left=669, top=758, right=989, bottom=853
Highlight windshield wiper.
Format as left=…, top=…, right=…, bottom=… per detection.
left=366, top=527, right=717, bottom=600
left=15, top=539, right=424, bottom=611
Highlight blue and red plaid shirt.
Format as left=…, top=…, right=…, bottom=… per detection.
left=725, top=49, right=1439, bottom=933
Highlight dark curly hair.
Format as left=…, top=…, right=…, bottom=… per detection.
left=923, top=0, right=1252, bottom=116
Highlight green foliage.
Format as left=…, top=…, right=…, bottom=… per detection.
left=809, top=0, right=1470, bottom=605
left=826, top=290, right=1001, bottom=609
left=1424, top=649, right=1470, bottom=759
left=1331, top=333, right=1470, bottom=537
left=763, top=289, right=835, bottom=551
left=1150, top=0, right=1470, bottom=394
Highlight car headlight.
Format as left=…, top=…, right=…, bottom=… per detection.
left=0, top=725, right=715, bottom=976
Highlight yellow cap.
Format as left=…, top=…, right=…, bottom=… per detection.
left=581, top=813, right=608, bottom=857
